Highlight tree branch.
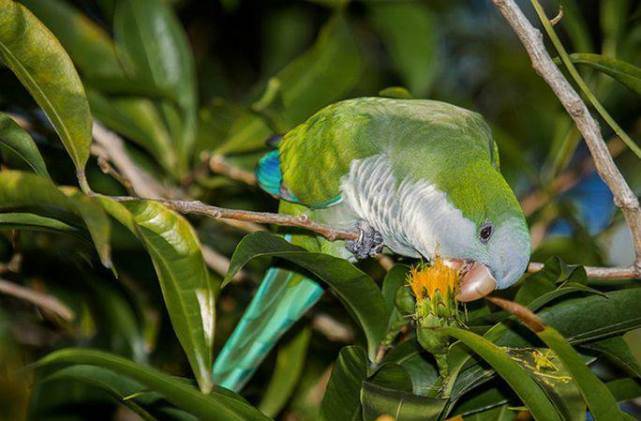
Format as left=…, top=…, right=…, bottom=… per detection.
left=0, top=278, right=75, bottom=321
left=492, top=0, right=641, bottom=275
left=112, top=196, right=359, bottom=242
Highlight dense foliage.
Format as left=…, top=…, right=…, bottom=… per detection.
left=0, top=0, right=641, bottom=420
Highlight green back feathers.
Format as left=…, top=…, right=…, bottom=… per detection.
left=279, top=97, right=504, bottom=215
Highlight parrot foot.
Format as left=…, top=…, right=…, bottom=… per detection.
left=346, top=221, right=384, bottom=259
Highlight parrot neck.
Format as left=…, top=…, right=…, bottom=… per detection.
left=340, top=154, right=476, bottom=261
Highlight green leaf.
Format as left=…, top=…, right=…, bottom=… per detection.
left=536, top=326, right=630, bottom=420
left=0, top=0, right=92, bottom=189
left=381, top=338, right=439, bottom=397
left=568, top=53, right=641, bottom=96
left=449, top=288, right=641, bottom=403
left=19, top=0, right=127, bottom=86
left=0, top=113, right=49, bottom=178
left=582, top=335, right=641, bottom=378
left=42, top=365, right=158, bottom=421
left=360, top=382, right=447, bottom=421
left=114, top=0, right=196, bottom=169
left=463, top=405, right=517, bottom=421
left=223, top=232, right=387, bottom=360
left=98, top=197, right=215, bottom=393
left=441, top=327, right=562, bottom=421
left=320, top=346, right=367, bottom=421
left=258, top=327, right=311, bottom=417
left=505, top=348, right=585, bottom=420
left=607, top=378, right=641, bottom=402
left=36, top=349, right=269, bottom=420
left=268, top=15, right=363, bottom=129
left=368, top=2, right=437, bottom=97
left=0, top=171, right=112, bottom=268
left=87, top=91, right=177, bottom=174
left=0, top=212, right=75, bottom=233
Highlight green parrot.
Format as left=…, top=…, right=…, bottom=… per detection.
left=212, top=97, right=531, bottom=391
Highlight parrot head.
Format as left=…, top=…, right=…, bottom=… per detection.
left=409, top=159, right=530, bottom=302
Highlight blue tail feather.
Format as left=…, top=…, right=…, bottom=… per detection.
left=212, top=267, right=323, bottom=391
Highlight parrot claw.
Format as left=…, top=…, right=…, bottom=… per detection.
left=346, top=221, right=384, bottom=259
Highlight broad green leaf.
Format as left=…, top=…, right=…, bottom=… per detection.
left=36, top=349, right=268, bottom=420
left=88, top=91, right=177, bottom=174
left=114, top=0, right=196, bottom=169
left=42, top=365, right=157, bottom=421
left=216, top=15, right=361, bottom=154
left=368, top=2, right=437, bottom=97
left=0, top=171, right=111, bottom=268
left=223, top=232, right=387, bottom=360
left=568, top=53, right=641, bottom=96
left=0, top=0, right=92, bottom=188
left=98, top=197, right=215, bottom=393
left=258, top=327, right=311, bottom=417
left=320, top=346, right=367, bottom=421
left=582, top=335, right=641, bottom=378
left=463, top=405, right=517, bottom=421
left=607, top=378, right=641, bottom=402
left=441, top=327, right=562, bottom=421
left=360, top=381, right=447, bottom=421
left=88, top=280, right=146, bottom=363
left=450, top=288, right=641, bottom=403
left=505, top=348, right=585, bottom=420
left=0, top=212, right=75, bottom=233
left=537, top=326, right=631, bottom=420
left=267, top=15, right=362, bottom=129
left=0, top=113, right=49, bottom=178
left=19, top=0, right=127, bottom=86
left=381, top=338, right=439, bottom=397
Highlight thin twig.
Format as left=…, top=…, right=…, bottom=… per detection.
left=112, top=196, right=359, bottom=242
left=208, top=154, right=257, bottom=186
left=492, top=0, right=641, bottom=275
left=0, top=278, right=75, bottom=321
left=527, top=262, right=638, bottom=280
left=200, top=246, right=248, bottom=283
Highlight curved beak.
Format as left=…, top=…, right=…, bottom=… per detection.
left=444, top=259, right=497, bottom=302
left=456, top=262, right=497, bottom=302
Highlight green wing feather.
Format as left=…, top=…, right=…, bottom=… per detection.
left=278, top=97, right=499, bottom=209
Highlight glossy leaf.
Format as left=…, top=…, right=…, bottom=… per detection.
left=607, top=378, right=641, bottom=402
left=0, top=171, right=111, bottom=268
left=505, top=348, right=585, bottom=420
left=0, top=0, right=92, bottom=188
left=441, top=327, right=562, bottom=421
left=42, top=365, right=157, bottom=421
left=381, top=338, right=439, bottom=396
left=266, top=15, right=362, bottom=129
left=223, top=232, right=387, bottom=360
left=36, top=349, right=268, bottom=420
left=0, top=113, right=49, bottom=178
left=0, top=212, right=75, bottom=233
left=368, top=2, right=437, bottom=96
left=583, top=335, right=641, bottom=378
left=114, top=0, right=196, bottom=169
left=258, top=327, right=311, bottom=417
left=569, top=53, right=641, bottom=96
left=537, top=326, right=630, bottom=420
left=450, top=288, right=641, bottom=402
left=320, top=346, right=367, bottom=421
left=88, top=91, right=177, bottom=174
left=18, top=0, right=129, bottom=87
left=98, top=197, right=215, bottom=393
left=361, top=381, right=447, bottom=421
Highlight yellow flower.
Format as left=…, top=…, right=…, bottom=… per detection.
left=409, top=257, right=459, bottom=302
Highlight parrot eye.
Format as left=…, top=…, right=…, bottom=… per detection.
left=479, top=223, right=493, bottom=243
